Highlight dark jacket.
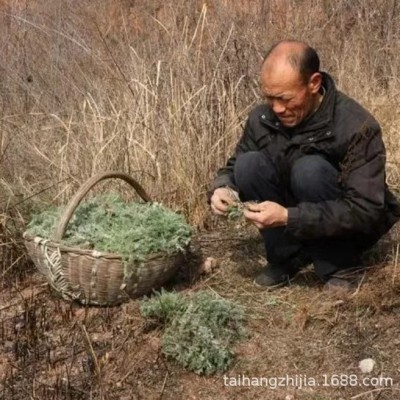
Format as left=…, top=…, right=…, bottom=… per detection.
left=210, top=72, right=400, bottom=240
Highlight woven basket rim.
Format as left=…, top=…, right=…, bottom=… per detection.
left=23, top=231, right=186, bottom=261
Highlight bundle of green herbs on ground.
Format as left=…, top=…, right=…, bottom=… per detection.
left=140, top=290, right=247, bottom=375
left=26, top=194, right=193, bottom=271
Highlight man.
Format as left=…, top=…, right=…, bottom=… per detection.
left=209, top=40, right=400, bottom=289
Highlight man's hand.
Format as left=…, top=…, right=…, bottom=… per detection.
left=243, top=201, right=288, bottom=229
left=210, top=187, right=239, bottom=216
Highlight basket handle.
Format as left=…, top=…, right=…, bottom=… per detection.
left=52, top=171, right=152, bottom=242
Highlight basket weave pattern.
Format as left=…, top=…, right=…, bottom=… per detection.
left=23, top=172, right=185, bottom=306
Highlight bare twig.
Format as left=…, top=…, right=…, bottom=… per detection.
left=392, top=242, right=399, bottom=285
left=350, top=387, right=400, bottom=399
left=3, top=178, right=70, bottom=211
left=80, top=323, right=109, bottom=400
left=159, top=371, right=169, bottom=400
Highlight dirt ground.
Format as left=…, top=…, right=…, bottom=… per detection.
left=1, top=222, right=400, bottom=400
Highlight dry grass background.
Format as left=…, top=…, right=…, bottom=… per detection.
left=1, top=1, right=400, bottom=399
left=1, top=0, right=400, bottom=223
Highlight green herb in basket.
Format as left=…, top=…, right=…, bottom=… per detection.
left=26, top=193, right=193, bottom=266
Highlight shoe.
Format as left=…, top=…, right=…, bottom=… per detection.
left=323, top=265, right=366, bottom=291
left=254, top=263, right=299, bottom=288
left=324, top=276, right=353, bottom=291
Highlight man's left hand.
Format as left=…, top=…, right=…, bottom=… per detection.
left=243, top=201, right=288, bottom=229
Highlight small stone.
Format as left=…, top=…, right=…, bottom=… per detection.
left=4, top=341, right=14, bottom=352
left=200, top=257, right=218, bottom=275
left=14, top=321, right=25, bottom=331
left=359, top=358, right=376, bottom=373
left=285, top=395, right=295, bottom=400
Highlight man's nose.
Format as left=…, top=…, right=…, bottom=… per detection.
left=271, top=100, right=286, bottom=115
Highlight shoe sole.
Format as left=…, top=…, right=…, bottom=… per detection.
left=252, top=275, right=295, bottom=290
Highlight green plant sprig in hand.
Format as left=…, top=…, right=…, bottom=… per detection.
left=227, top=201, right=259, bottom=221
left=227, top=203, right=244, bottom=220
left=225, top=187, right=243, bottom=220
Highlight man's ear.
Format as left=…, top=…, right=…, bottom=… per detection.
left=308, top=72, right=322, bottom=94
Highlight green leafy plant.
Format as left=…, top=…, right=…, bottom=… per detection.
left=26, top=194, right=193, bottom=275
left=227, top=201, right=258, bottom=221
left=227, top=204, right=243, bottom=220
left=140, top=290, right=246, bottom=375
left=140, top=289, right=188, bottom=323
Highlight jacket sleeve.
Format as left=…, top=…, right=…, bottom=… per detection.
left=286, top=124, right=387, bottom=239
left=208, top=118, right=259, bottom=198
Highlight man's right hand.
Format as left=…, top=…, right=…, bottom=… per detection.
left=210, top=187, right=239, bottom=216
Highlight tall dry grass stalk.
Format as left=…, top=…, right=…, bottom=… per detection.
left=0, top=0, right=400, bottom=277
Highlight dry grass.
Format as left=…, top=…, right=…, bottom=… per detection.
left=1, top=0, right=400, bottom=399
left=1, top=0, right=400, bottom=223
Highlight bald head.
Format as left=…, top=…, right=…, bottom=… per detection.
left=262, top=40, right=320, bottom=84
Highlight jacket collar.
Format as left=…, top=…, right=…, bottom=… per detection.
left=260, top=72, right=336, bottom=135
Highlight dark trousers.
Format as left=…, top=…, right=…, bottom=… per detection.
left=234, top=151, right=375, bottom=278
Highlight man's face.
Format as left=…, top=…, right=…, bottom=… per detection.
left=260, top=64, right=320, bottom=128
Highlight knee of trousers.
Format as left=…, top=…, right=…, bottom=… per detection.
left=290, top=155, right=340, bottom=200
left=234, top=151, right=276, bottom=193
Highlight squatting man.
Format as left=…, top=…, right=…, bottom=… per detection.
left=209, top=40, right=400, bottom=289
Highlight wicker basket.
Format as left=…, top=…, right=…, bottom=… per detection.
left=23, top=172, right=186, bottom=306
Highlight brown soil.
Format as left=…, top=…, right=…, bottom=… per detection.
left=1, top=222, right=400, bottom=400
